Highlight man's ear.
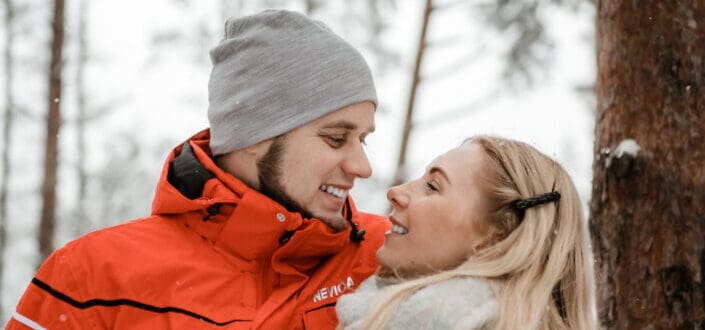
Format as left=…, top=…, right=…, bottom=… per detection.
left=214, top=139, right=275, bottom=190
left=242, top=139, right=274, bottom=158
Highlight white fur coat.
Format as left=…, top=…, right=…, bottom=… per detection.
left=336, top=276, right=499, bottom=330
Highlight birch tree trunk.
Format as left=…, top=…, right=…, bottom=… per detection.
left=590, top=1, right=705, bottom=328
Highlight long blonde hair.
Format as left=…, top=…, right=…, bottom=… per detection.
left=360, top=136, right=596, bottom=329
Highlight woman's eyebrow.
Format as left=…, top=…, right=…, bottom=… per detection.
left=429, top=167, right=451, bottom=184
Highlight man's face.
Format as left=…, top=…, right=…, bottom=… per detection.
left=257, top=102, right=375, bottom=231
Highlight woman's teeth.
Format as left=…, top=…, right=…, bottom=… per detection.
left=319, top=185, right=347, bottom=198
left=391, top=224, right=408, bottom=235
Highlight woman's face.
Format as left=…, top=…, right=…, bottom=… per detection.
left=377, top=142, right=493, bottom=277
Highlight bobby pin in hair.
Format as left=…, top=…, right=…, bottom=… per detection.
left=512, top=191, right=561, bottom=221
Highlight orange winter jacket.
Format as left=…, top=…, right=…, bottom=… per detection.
left=8, top=130, right=389, bottom=329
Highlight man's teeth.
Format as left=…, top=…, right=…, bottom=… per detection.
left=391, top=224, right=408, bottom=235
left=319, top=185, right=347, bottom=198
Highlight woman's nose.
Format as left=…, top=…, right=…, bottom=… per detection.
left=386, top=184, right=409, bottom=208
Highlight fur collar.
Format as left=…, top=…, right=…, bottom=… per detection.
left=336, top=275, right=499, bottom=329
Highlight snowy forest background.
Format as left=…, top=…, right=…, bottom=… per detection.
left=0, top=0, right=595, bottom=322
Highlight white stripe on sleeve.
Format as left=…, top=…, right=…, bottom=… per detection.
left=11, top=311, right=47, bottom=330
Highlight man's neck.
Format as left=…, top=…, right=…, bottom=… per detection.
left=215, top=150, right=260, bottom=190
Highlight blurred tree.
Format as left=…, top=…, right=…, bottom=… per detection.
left=303, top=0, right=320, bottom=15
left=73, top=0, right=88, bottom=238
left=92, top=133, right=161, bottom=227
left=1, top=0, right=16, bottom=321
left=66, top=0, right=124, bottom=239
left=39, top=0, right=65, bottom=263
left=362, top=0, right=399, bottom=74
left=478, top=0, right=585, bottom=85
left=390, top=0, right=589, bottom=187
left=590, top=1, right=705, bottom=328
left=392, top=0, right=432, bottom=187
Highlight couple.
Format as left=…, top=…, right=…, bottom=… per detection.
left=8, top=10, right=596, bottom=330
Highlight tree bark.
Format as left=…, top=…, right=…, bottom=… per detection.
left=391, top=0, right=432, bottom=187
left=1, top=0, right=15, bottom=321
left=74, top=0, right=88, bottom=237
left=39, top=0, right=65, bottom=262
left=590, top=1, right=705, bottom=329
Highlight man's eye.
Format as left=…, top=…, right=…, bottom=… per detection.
left=326, top=136, right=346, bottom=147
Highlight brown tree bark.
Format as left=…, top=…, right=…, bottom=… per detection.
left=590, top=1, right=705, bottom=329
left=74, top=0, right=88, bottom=237
left=39, top=0, right=65, bottom=263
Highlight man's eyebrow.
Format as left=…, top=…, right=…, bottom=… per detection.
left=429, top=167, right=451, bottom=184
left=321, top=121, right=375, bottom=133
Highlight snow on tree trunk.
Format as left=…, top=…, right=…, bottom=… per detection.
left=590, top=1, right=705, bottom=328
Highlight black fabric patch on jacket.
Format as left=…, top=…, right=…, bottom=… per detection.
left=168, top=142, right=215, bottom=199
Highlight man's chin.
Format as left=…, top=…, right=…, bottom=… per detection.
left=315, top=214, right=348, bottom=232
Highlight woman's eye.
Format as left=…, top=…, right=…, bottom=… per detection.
left=426, top=182, right=439, bottom=192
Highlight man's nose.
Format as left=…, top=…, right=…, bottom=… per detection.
left=342, top=142, right=372, bottom=178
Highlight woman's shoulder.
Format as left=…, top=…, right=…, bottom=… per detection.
left=396, top=276, right=499, bottom=329
left=337, top=276, right=499, bottom=330
left=336, top=276, right=386, bottom=329
left=418, top=276, right=495, bottom=302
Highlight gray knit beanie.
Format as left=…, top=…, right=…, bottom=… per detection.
left=207, top=9, right=378, bottom=155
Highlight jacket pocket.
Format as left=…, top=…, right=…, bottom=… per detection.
left=303, top=303, right=338, bottom=329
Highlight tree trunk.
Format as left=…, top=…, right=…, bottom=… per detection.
left=74, top=0, right=88, bottom=237
left=39, top=0, right=65, bottom=263
left=1, top=0, right=15, bottom=321
left=303, top=0, right=319, bottom=15
left=391, top=0, right=432, bottom=187
left=590, top=1, right=705, bottom=329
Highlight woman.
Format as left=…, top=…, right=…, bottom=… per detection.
left=336, top=136, right=596, bottom=329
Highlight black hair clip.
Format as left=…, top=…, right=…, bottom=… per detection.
left=512, top=191, right=561, bottom=221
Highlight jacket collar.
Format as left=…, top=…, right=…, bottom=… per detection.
left=151, top=129, right=356, bottom=265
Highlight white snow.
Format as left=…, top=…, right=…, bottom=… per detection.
left=614, top=139, right=641, bottom=158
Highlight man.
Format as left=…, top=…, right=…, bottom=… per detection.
left=9, top=10, right=389, bottom=329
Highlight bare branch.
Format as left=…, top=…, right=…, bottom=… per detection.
left=392, top=0, right=434, bottom=187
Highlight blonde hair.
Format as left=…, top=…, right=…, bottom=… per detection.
left=359, top=136, right=596, bottom=329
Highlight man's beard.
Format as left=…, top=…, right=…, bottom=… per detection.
left=256, top=136, right=346, bottom=231
left=256, top=136, right=313, bottom=219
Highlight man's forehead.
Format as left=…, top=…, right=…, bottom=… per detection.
left=310, top=102, right=376, bottom=132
